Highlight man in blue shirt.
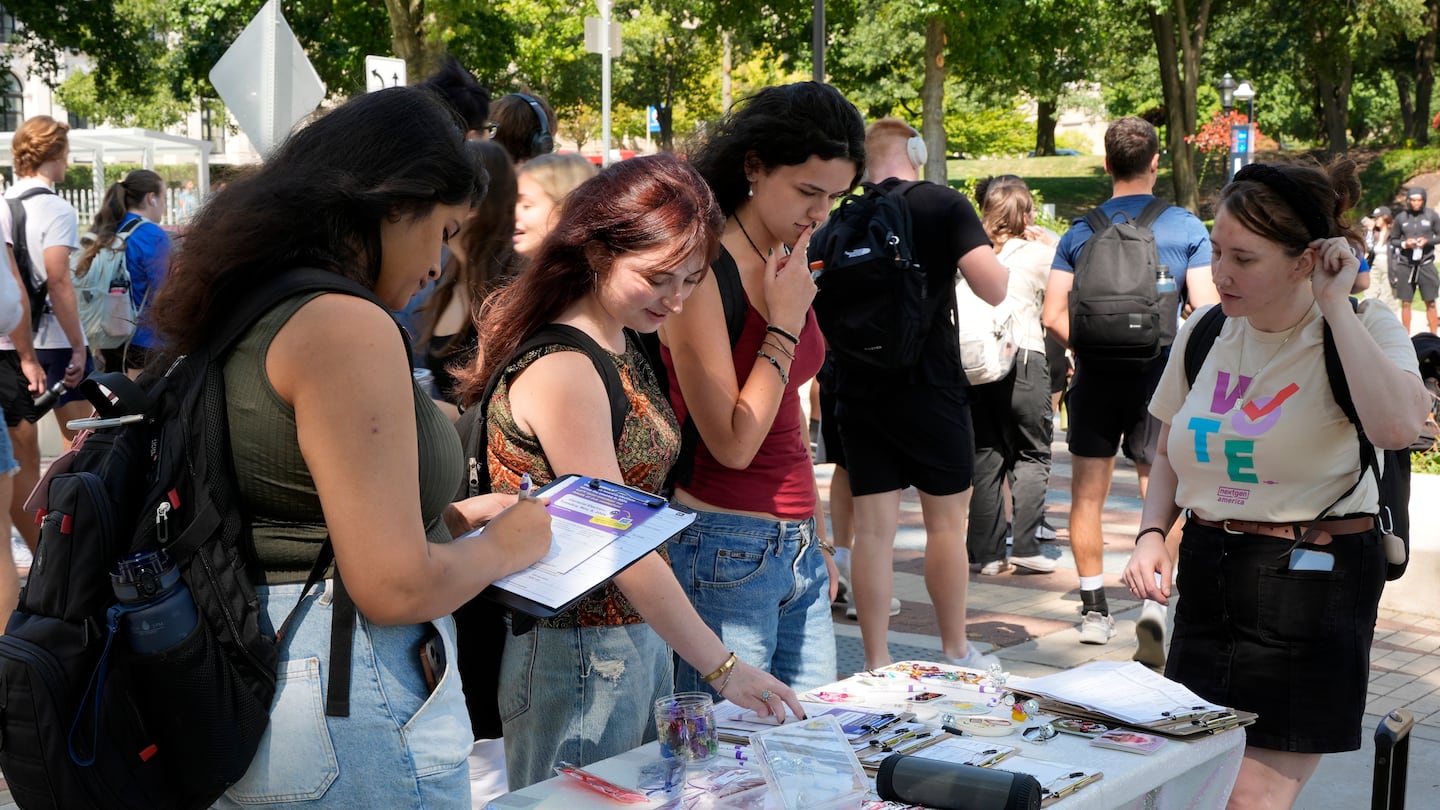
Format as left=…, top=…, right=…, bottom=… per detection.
left=1041, top=117, right=1215, bottom=658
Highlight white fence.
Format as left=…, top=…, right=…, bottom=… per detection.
left=54, top=186, right=191, bottom=228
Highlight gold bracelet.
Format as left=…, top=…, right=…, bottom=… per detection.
left=757, top=350, right=789, bottom=385
left=702, top=651, right=738, bottom=684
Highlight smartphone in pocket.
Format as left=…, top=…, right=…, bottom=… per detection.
left=419, top=633, right=446, bottom=692
left=1289, top=548, right=1335, bottom=572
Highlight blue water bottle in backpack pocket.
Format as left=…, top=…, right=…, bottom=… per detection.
left=111, top=550, right=198, bottom=654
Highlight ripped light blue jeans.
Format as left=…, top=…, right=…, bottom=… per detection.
left=667, top=510, right=836, bottom=696
left=499, top=620, right=672, bottom=791
left=214, top=581, right=471, bottom=809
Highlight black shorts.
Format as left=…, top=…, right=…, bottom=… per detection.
left=1064, top=358, right=1163, bottom=463
left=1168, top=520, right=1384, bottom=753
left=0, top=349, right=96, bottom=427
left=834, top=386, right=974, bottom=497
left=1391, top=260, right=1440, bottom=303
left=0, top=352, right=27, bottom=427
left=817, top=377, right=845, bottom=469
left=1044, top=333, right=1070, bottom=396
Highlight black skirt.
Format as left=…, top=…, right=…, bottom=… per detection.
left=1168, top=520, right=1385, bottom=753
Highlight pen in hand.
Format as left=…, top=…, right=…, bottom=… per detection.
left=518, top=473, right=536, bottom=501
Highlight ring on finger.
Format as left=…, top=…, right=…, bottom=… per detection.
left=760, top=690, right=773, bottom=701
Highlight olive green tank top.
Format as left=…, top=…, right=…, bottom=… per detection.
left=225, top=292, right=464, bottom=584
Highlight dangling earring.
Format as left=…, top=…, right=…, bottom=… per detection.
left=748, top=184, right=754, bottom=198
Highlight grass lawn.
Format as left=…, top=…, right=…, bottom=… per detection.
left=945, top=153, right=1230, bottom=224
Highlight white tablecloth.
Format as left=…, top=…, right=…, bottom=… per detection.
left=485, top=666, right=1246, bottom=809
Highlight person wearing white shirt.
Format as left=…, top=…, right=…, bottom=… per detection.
left=3, top=116, right=89, bottom=553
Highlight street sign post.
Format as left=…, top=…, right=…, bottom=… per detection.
left=209, top=0, right=326, bottom=157
left=365, top=55, right=407, bottom=93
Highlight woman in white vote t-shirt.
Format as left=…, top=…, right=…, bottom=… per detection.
left=1124, top=159, right=1429, bottom=809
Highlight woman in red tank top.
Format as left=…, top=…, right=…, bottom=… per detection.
left=660, top=83, right=866, bottom=695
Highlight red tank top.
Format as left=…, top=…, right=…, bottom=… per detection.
left=663, top=303, right=824, bottom=519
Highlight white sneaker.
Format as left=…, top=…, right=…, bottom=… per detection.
left=978, top=560, right=1010, bottom=576
left=1035, top=521, right=1058, bottom=541
left=845, top=597, right=902, bottom=620
left=1134, top=600, right=1167, bottom=667
left=1078, top=611, right=1116, bottom=645
left=1009, top=554, right=1056, bottom=574
left=946, top=645, right=1000, bottom=672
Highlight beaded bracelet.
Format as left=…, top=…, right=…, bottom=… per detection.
left=765, top=324, right=800, bottom=345
left=817, top=541, right=836, bottom=556
left=757, top=350, right=790, bottom=384
left=702, top=651, right=738, bottom=684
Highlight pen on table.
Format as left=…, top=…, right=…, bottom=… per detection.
left=518, top=473, right=535, bottom=501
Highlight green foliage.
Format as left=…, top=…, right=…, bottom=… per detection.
left=55, top=66, right=191, bottom=130
left=946, top=97, right=1034, bottom=158
left=1358, top=146, right=1440, bottom=211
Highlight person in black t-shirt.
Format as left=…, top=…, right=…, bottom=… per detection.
left=831, top=119, right=1009, bottom=671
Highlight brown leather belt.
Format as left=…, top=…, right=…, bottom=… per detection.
left=1189, top=515, right=1376, bottom=541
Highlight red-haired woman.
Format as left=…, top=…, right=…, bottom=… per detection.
left=454, top=153, right=803, bottom=790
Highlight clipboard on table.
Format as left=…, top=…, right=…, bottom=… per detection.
left=1011, top=661, right=1257, bottom=739
left=471, top=474, right=694, bottom=618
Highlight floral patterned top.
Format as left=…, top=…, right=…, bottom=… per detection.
left=487, top=332, right=679, bottom=628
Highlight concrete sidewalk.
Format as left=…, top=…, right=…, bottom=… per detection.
left=821, top=439, right=1440, bottom=808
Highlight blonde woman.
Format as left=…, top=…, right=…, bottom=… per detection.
left=512, top=153, right=596, bottom=258
left=964, top=175, right=1057, bottom=576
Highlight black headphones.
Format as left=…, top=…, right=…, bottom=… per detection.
left=514, top=93, right=554, bottom=156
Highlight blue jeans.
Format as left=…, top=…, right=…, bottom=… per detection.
left=499, top=621, right=672, bottom=791
left=667, top=510, right=835, bottom=695
left=215, top=582, right=471, bottom=809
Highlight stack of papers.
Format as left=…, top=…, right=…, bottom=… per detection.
left=1014, top=661, right=1226, bottom=726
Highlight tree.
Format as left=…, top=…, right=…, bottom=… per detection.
left=1148, top=0, right=1217, bottom=212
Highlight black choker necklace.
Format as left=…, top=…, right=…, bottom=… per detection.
left=734, top=214, right=767, bottom=264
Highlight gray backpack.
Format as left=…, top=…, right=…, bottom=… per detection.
left=1067, top=198, right=1177, bottom=373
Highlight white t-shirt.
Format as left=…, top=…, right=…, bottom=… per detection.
left=2, top=178, right=82, bottom=350
left=0, top=203, right=24, bottom=335
left=1151, top=300, right=1419, bottom=522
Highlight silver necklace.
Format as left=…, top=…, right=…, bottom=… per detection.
left=1237, top=315, right=1305, bottom=407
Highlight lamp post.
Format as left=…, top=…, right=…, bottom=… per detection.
left=1226, top=79, right=1258, bottom=181
left=1218, top=72, right=1237, bottom=113
left=1233, top=80, right=1256, bottom=124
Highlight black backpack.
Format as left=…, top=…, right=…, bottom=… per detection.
left=8, top=187, right=58, bottom=331
left=634, top=251, right=748, bottom=492
left=0, top=270, right=389, bottom=809
left=1068, top=198, right=1178, bottom=373
left=810, top=180, right=939, bottom=371
left=1184, top=302, right=1411, bottom=580
left=451, top=324, right=630, bottom=739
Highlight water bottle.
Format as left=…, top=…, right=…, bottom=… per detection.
left=1155, top=268, right=1177, bottom=295
left=111, top=549, right=199, bottom=654
left=28, top=381, right=68, bottom=421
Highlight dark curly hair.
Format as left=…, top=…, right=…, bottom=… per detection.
left=420, top=56, right=493, bottom=136
left=689, top=82, right=866, bottom=216
left=150, top=87, right=485, bottom=356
